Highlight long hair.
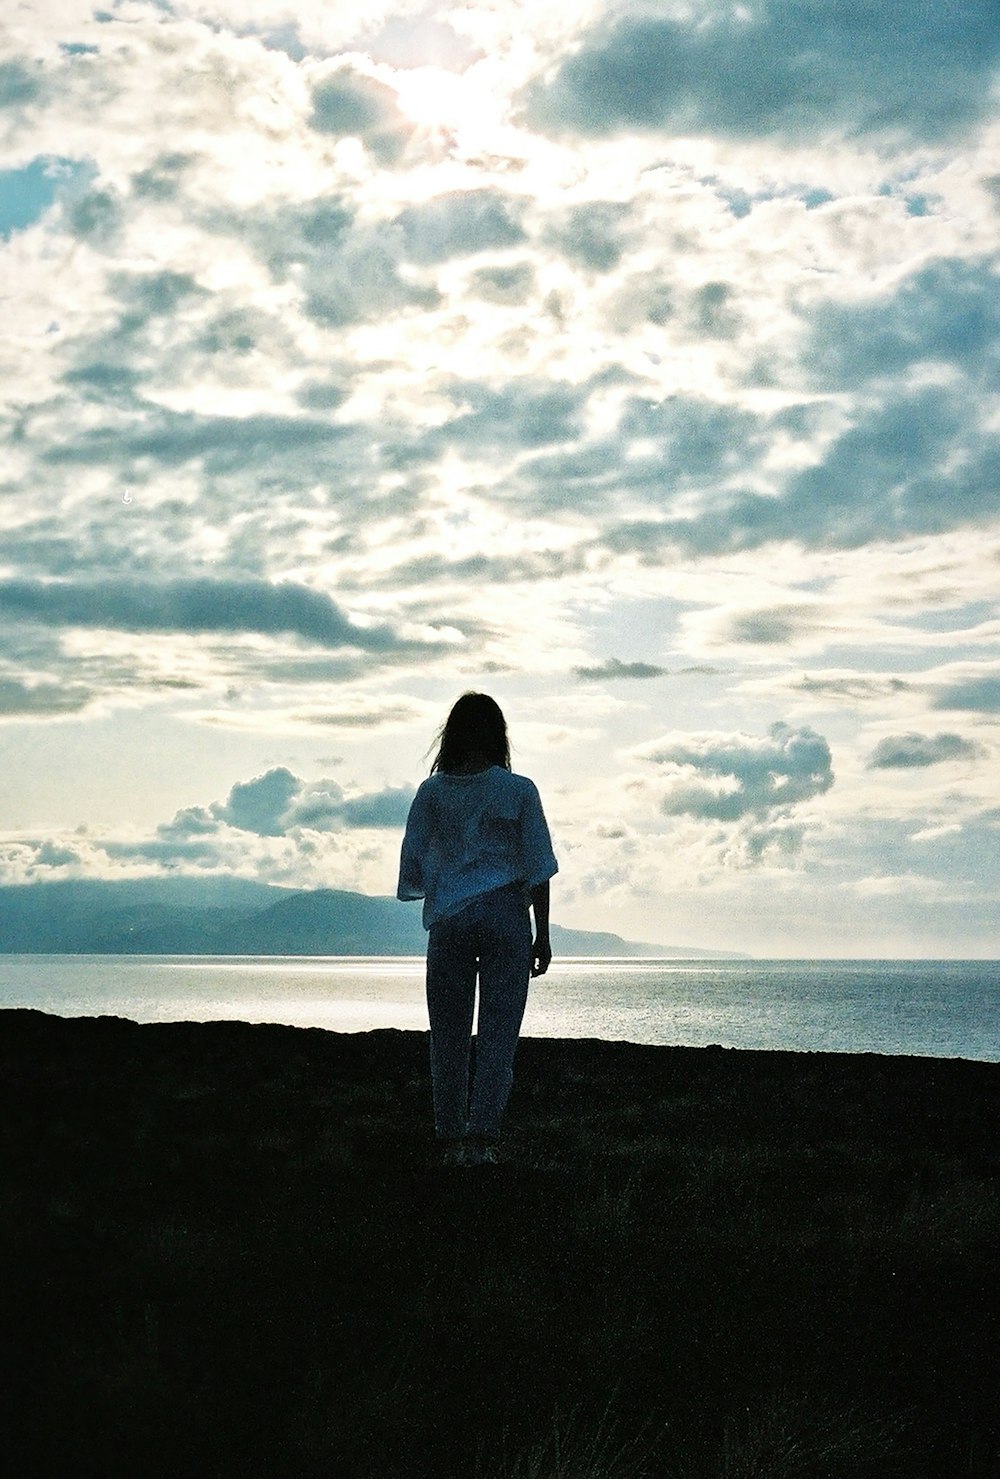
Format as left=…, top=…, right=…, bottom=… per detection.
left=429, top=692, right=511, bottom=774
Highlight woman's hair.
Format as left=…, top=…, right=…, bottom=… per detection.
left=429, top=692, right=511, bottom=774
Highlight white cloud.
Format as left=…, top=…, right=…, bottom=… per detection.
left=1, top=0, right=996, bottom=953
left=867, top=733, right=981, bottom=769
left=524, top=4, right=999, bottom=148
left=839, top=873, right=954, bottom=900
left=636, top=722, right=835, bottom=821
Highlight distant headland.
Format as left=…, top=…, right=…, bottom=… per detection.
left=0, top=876, right=749, bottom=958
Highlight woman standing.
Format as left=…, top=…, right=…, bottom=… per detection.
left=397, top=693, right=558, bottom=1166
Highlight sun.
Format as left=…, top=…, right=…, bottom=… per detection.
left=392, top=64, right=500, bottom=141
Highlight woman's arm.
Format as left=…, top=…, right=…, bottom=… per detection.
left=396, top=787, right=428, bottom=900
left=530, top=879, right=551, bottom=977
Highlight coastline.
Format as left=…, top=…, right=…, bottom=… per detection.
left=2, top=955, right=996, bottom=1058
left=4, top=1009, right=998, bottom=1477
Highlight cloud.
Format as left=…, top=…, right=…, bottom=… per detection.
left=742, top=819, right=808, bottom=863
left=396, top=189, right=526, bottom=264
left=0, top=578, right=425, bottom=653
left=214, top=768, right=300, bottom=836
left=290, top=704, right=419, bottom=728
left=388, top=545, right=585, bottom=589
left=196, top=195, right=440, bottom=328
left=782, top=387, right=988, bottom=550
left=0, top=677, right=94, bottom=718
left=524, top=3, right=999, bottom=146
left=803, top=256, right=999, bottom=389
left=600, top=380, right=996, bottom=558
left=42, top=404, right=351, bottom=473
left=0, top=0, right=995, bottom=951
left=308, top=64, right=412, bottom=164
left=932, top=674, right=1000, bottom=713
left=793, top=676, right=912, bottom=702
left=720, top=606, right=821, bottom=646
left=158, top=769, right=416, bottom=845
left=34, top=840, right=81, bottom=867
left=104, top=837, right=231, bottom=866
left=62, top=180, right=125, bottom=245
left=157, top=805, right=220, bottom=841
left=868, top=733, right=981, bottom=768
left=289, top=784, right=415, bottom=829
left=131, top=151, right=201, bottom=203
left=520, top=391, right=768, bottom=515
left=468, top=261, right=535, bottom=304
left=400, top=377, right=593, bottom=467
left=638, top=722, right=834, bottom=822
left=366, top=12, right=481, bottom=70
left=0, top=58, right=43, bottom=110
left=299, top=216, right=442, bottom=326
left=574, top=657, right=668, bottom=681
left=691, top=281, right=741, bottom=339
left=545, top=200, right=632, bottom=272
left=839, top=871, right=953, bottom=899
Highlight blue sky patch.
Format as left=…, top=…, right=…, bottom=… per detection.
left=0, top=157, right=87, bottom=239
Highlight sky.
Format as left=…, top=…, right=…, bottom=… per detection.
left=0, top=0, right=997, bottom=958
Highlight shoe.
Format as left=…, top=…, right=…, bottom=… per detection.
left=439, top=1139, right=466, bottom=1167
left=465, top=1135, right=499, bottom=1167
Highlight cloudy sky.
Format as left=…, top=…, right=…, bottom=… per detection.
left=1, top=0, right=997, bottom=956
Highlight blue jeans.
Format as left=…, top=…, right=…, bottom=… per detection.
left=425, top=884, right=533, bottom=1140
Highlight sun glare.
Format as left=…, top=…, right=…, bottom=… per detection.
left=393, top=65, right=499, bottom=140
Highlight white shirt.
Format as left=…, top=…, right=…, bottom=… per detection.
left=396, top=765, right=558, bottom=929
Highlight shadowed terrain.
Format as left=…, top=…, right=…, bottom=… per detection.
left=3, top=1009, right=998, bottom=1477
left=0, top=878, right=725, bottom=955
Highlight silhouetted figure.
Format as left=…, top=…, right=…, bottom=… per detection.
left=397, top=692, right=558, bottom=1167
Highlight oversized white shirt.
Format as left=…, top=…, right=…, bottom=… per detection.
left=396, top=765, right=558, bottom=929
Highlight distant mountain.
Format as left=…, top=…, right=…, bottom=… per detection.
left=0, top=877, right=748, bottom=958
left=0, top=877, right=290, bottom=954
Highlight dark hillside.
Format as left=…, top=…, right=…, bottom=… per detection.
left=3, top=1010, right=997, bottom=1477
left=0, top=878, right=711, bottom=956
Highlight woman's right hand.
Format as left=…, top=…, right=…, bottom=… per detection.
left=531, top=935, right=552, bottom=977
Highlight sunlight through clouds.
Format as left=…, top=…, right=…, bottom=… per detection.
left=0, top=0, right=997, bottom=953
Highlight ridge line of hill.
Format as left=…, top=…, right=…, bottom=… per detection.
left=0, top=877, right=749, bottom=958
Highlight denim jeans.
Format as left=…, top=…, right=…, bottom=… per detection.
left=425, top=884, right=533, bottom=1139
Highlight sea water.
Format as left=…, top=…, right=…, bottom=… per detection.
left=0, top=955, right=997, bottom=1061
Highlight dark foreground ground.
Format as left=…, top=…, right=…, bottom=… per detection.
left=2, top=1009, right=998, bottom=1478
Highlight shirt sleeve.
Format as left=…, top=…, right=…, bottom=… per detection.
left=396, top=785, right=429, bottom=901
left=520, top=780, right=558, bottom=889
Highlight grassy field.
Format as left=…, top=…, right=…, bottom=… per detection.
left=3, top=1008, right=998, bottom=1477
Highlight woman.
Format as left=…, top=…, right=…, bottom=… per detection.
left=397, top=693, right=558, bottom=1166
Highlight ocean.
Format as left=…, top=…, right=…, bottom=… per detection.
left=0, top=954, right=997, bottom=1061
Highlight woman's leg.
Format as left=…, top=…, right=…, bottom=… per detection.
left=426, top=912, right=479, bottom=1139
left=467, top=890, right=533, bottom=1139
